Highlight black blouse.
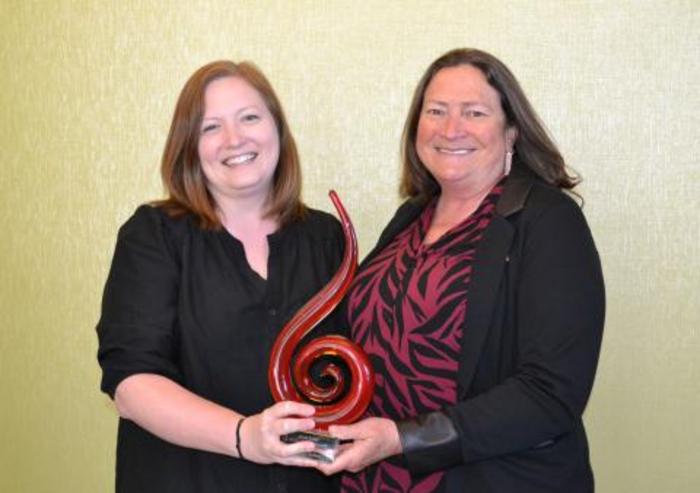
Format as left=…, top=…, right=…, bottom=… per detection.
left=97, top=204, right=344, bottom=493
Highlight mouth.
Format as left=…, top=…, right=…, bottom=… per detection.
left=222, top=152, right=257, bottom=166
left=434, top=146, right=475, bottom=155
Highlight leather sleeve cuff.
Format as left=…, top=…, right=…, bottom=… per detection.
left=397, top=410, right=463, bottom=474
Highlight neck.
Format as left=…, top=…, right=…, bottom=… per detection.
left=435, top=177, right=498, bottom=221
left=215, top=193, right=278, bottom=280
left=215, top=192, right=278, bottom=237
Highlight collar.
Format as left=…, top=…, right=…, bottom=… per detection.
left=365, top=166, right=538, bottom=266
left=409, top=165, right=537, bottom=218
left=495, top=165, right=536, bottom=217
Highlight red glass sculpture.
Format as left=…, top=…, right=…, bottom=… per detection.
left=268, top=191, right=374, bottom=429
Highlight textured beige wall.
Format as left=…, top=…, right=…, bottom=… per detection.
left=1, top=1, right=698, bottom=491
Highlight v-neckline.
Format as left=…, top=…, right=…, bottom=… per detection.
left=217, top=228, right=270, bottom=294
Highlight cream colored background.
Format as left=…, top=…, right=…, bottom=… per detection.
left=1, top=1, right=698, bottom=491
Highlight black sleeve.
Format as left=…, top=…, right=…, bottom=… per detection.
left=401, top=199, right=605, bottom=472
left=96, top=205, right=182, bottom=398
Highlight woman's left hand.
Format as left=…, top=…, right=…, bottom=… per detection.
left=315, top=417, right=402, bottom=475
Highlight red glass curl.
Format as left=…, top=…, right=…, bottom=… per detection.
left=267, top=191, right=374, bottom=429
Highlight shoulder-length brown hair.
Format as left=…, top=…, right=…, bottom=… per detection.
left=400, top=48, right=580, bottom=200
left=156, top=60, right=305, bottom=229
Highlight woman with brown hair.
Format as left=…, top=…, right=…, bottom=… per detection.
left=318, top=48, right=605, bottom=492
left=97, top=60, right=342, bottom=492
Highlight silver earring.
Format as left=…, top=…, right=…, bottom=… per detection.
left=504, top=151, right=513, bottom=176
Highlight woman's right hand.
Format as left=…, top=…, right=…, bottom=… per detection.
left=239, top=401, right=321, bottom=466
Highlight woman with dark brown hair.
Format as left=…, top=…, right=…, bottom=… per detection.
left=97, top=60, right=342, bottom=492
left=318, top=48, right=605, bottom=492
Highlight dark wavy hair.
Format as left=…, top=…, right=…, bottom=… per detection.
left=155, top=60, right=305, bottom=228
left=400, top=48, right=580, bottom=200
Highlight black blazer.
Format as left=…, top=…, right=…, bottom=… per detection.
left=359, top=167, right=605, bottom=492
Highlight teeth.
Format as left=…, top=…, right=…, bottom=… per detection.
left=224, top=152, right=257, bottom=165
left=436, top=147, right=472, bottom=155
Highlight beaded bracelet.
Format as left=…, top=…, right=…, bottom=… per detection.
left=236, top=417, right=246, bottom=460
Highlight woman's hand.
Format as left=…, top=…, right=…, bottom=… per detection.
left=115, top=375, right=323, bottom=465
left=315, top=417, right=402, bottom=475
left=239, top=401, right=321, bottom=466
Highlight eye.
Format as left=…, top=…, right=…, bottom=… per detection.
left=241, top=113, right=261, bottom=123
left=464, top=110, right=486, bottom=118
left=464, top=108, right=489, bottom=118
left=425, top=107, right=445, bottom=117
left=201, top=123, right=219, bottom=134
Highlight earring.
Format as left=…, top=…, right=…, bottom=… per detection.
left=504, top=151, right=513, bottom=176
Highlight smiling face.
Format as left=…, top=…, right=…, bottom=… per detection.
left=416, top=64, right=517, bottom=195
left=197, top=76, right=280, bottom=206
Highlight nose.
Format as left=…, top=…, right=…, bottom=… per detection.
left=223, top=122, right=244, bottom=148
left=442, top=113, right=466, bottom=140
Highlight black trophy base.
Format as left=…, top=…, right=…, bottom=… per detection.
left=280, top=430, right=339, bottom=463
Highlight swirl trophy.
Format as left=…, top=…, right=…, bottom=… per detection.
left=268, top=191, right=374, bottom=462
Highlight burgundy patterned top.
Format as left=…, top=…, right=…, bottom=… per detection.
left=341, top=184, right=503, bottom=493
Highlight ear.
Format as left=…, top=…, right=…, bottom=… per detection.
left=506, top=126, right=518, bottom=151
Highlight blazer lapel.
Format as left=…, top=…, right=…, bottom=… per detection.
left=456, top=167, right=534, bottom=397
left=456, top=216, right=514, bottom=397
